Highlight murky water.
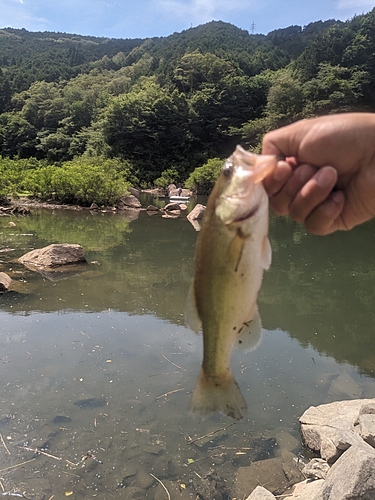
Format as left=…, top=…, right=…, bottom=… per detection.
left=0, top=200, right=374, bottom=499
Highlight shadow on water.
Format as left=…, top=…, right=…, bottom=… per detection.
left=0, top=206, right=374, bottom=498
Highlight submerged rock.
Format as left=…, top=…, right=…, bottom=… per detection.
left=0, top=272, right=12, bottom=292
left=235, top=457, right=293, bottom=497
left=146, top=205, right=160, bottom=212
left=19, top=243, right=86, bottom=268
left=73, top=397, right=107, bottom=408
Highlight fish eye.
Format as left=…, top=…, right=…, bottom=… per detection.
left=222, top=161, right=233, bottom=178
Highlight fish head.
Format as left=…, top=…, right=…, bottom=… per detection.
left=215, top=145, right=277, bottom=225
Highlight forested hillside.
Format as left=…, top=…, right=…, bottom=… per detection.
left=0, top=9, right=374, bottom=201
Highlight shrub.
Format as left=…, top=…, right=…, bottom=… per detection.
left=185, top=158, right=223, bottom=194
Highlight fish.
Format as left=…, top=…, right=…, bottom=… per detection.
left=185, top=145, right=277, bottom=420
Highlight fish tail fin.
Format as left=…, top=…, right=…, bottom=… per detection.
left=189, top=369, right=247, bottom=420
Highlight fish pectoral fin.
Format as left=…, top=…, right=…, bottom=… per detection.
left=260, top=236, right=272, bottom=270
left=184, top=283, right=202, bottom=333
left=190, top=369, right=247, bottom=420
left=236, top=308, right=262, bottom=352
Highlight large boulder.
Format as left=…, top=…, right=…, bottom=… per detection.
left=299, top=399, right=375, bottom=463
left=187, top=204, right=206, bottom=221
left=117, top=195, right=142, bottom=209
left=164, top=202, right=182, bottom=212
left=19, top=244, right=86, bottom=268
left=320, top=442, right=375, bottom=499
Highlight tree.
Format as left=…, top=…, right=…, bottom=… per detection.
left=101, top=78, right=191, bottom=182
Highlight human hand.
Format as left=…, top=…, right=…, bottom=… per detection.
left=262, top=113, right=375, bottom=235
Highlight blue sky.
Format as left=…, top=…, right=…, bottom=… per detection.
left=0, top=0, right=374, bottom=39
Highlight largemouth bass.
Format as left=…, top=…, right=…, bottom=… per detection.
left=185, top=145, right=277, bottom=420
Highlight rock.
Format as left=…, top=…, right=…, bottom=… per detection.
left=276, top=431, right=300, bottom=453
left=135, top=468, right=154, bottom=490
left=358, top=414, right=375, bottom=447
left=235, top=458, right=290, bottom=497
left=164, top=202, right=181, bottom=211
left=281, top=450, right=304, bottom=484
left=19, top=244, right=86, bottom=268
left=359, top=402, right=375, bottom=415
left=89, top=202, right=100, bottom=210
left=150, top=456, right=179, bottom=479
left=188, top=219, right=202, bottom=231
left=179, top=204, right=187, bottom=210
left=0, top=272, right=12, bottom=292
left=302, top=458, right=330, bottom=480
left=285, top=479, right=325, bottom=499
left=245, top=485, right=276, bottom=499
left=118, top=195, right=142, bottom=209
left=187, top=204, right=206, bottom=221
left=299, top=398, right=375, bottom=463
left=117, top=486, right=143, bottom=499
left=129, top=187, right=140, bottom=200
left=146, top=205, right=160, bottom=212
left=162, top=212, right=180, bottom=219
left=320, top=443, right=375, bottom=499
left=328, top=373, right=362, bottom=399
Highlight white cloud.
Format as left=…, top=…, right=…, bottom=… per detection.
left=158, top=0, right=248, bottom=24
left=336, top=0, right=375, bottom=9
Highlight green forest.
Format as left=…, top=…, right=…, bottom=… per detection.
left=0, top=8, right=374, bottom=203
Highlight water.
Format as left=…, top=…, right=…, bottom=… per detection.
left=0, top=202, right=375, bottom=499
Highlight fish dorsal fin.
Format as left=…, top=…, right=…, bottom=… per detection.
left=261, top=236, right=272, bottom=270
left=184, top=283, right=202, bottom=333
left=236, top=308, right=262, bottom=351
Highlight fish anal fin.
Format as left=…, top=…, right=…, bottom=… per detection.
left=261, top=236, right=272, bottom=270
left=189, top=368, right=247, bottom=420
left=236, top=308, right=262, bottom=352
left=184, top=283, right=202, bottom=333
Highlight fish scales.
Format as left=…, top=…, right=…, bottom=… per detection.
left=185, top=145, right=277, bottom=420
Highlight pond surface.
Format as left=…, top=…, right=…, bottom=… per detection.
left=0, top=200, right=374, bottom=499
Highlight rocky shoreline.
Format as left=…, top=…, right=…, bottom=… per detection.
left=246, top=398, right=375, bottom=500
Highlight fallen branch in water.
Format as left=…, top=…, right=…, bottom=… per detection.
left=19, top=446, right=62, bottom=461
left=156, top=388, right=185, bottom=400
left=0, top=435, right=10, bottom=455
left=187, top=422, right=236, bottom=445
left=0, top=459, right=35, bottom=473
left=161, top=353, right=188, bottom=372
left=150, top=473, right=170, bottom=500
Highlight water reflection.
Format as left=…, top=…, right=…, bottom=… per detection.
left=0, top=207, right=374, bottom=498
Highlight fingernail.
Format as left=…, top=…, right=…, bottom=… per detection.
left=331, top=190, right=344, bottom=205
left=315, top=167, right=337, bottom=188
